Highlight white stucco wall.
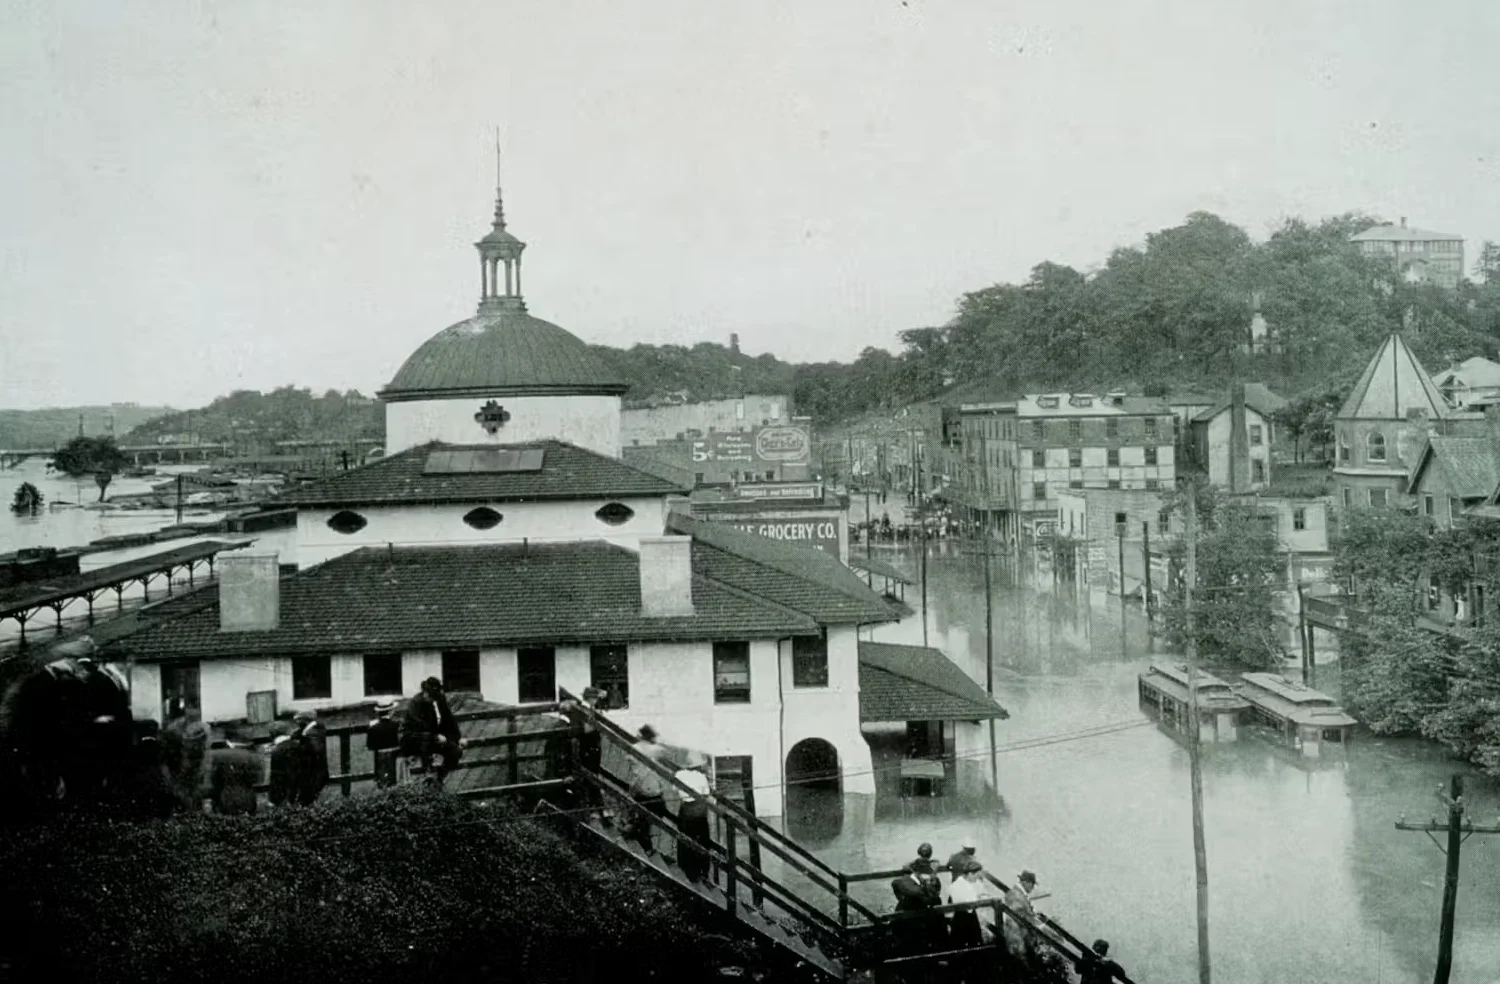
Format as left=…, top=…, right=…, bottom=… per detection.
left=156, top=628, right=871, bottom=819
left=294, top=497, right=669, bottom=568
left=385, top=394, right=623, bottom=459
left=1202, top=409, right=1272, bottom=490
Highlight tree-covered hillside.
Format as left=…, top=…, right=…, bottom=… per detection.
left=61, top=213, right=1500, bottom=447
left=0, top=405, right=175, bottom=450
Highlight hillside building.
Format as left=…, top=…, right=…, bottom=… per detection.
left=1350, top=218, right=1465, bottom=290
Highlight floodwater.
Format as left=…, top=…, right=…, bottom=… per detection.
left=790, top=541, right=1500, bottom=984
left=0, top=459, right=294, bottom=648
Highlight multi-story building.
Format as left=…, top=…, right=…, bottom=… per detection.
left=1333, top=333, right=1451, bottom=511
left=621, top=395, right=793, bottom=447
left=1055, top=487, right=1177, bottom=598
left=1432, top=357, right=1500, bottom=410
left=1350, top=218, right=1465, bottom=290
left=1191, top=400, right=1275, bottom=491
left=949, top=393, right=1177, bottom=541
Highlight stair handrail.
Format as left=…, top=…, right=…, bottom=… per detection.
left=559, top=690, right=882, bottom=927
left=572, top=767, right=852, bottom=963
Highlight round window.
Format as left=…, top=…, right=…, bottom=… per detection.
left=595, top=502, right=635, bottom=526
left=327, top=510, right=368, bottom=535
left=463, top=506, right=504, bottom=530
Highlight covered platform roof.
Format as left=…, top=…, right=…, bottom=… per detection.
left=0, top=540, right=250, bottom=622
left=848, top=554, right=914, bottom=585
left=858, top=641, right=1009, bottom=723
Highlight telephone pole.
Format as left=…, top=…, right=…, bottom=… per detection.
left=1184, top=484, right=1212, bottom=984
left=918, top=455, right=929, bottom=647
left=1396, top=774, right=1500, bottom=984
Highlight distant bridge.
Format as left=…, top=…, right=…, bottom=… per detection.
left=1, top=438, right=383, bottom=470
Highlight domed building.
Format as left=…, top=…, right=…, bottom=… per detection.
left=379, top=174, right=629, bottom=458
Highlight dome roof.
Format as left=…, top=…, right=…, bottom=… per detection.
left=379, top=309, right=629, bottom=401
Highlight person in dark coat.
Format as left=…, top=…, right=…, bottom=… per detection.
left=160, top=701, right=209, bottom=814
left=890, top=865, right=938, bottom=958
left=209, top=739, right=262, bottom=814
left=1078, top=939, right=1126, bottom=984
left=268, top=723, right=304, bottom=807
left=293, top=709, right=328, bottom=805
left=366, top=700, right=401, bottom=788
left=401, top=677, right=465, bottom=784
left=672, top=763, right=715, bottom=884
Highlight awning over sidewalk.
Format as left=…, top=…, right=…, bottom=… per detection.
left=858, top=641, right=1009, bottom=723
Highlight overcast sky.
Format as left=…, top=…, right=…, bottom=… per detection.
left=1, top=0, right=1496, bottom=410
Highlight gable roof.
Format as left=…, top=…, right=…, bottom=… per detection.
left=669, top=513, right=899, bottom=625
left=1337, top=334, right=1449, bottom=421
left=1434, top=357, right=1500, bottom=391
left=1404, top=436, right=1500, bottom=498
left=102, top=541, right=822, bottom=662
left=266, top=440, right=688, bottom=508
left=1350, top=224, right=1462, bottom=243
left=1190, top=402, right=1272, bottom=425
left=857, top=642, right=1009, bottom=722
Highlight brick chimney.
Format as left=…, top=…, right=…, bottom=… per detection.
left=218, top=552, right=280, bottom=632
left=1229, top=383, right=1250, bottom=493
left=638, top=536, right=695, bottom=617
left=1400, top=216, right=1407, bottom=228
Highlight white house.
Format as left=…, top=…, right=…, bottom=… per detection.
left=1192, top=402, right=1274, bottom=491
left=103, top=171, right=1003, bottom=819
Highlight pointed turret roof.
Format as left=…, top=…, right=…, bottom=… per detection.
left=1337, top=334, right=1449, bottom=421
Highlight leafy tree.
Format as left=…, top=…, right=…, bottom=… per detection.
left=9, top=481, right=43, bottom=515
left=1159, top=481, right=1287, bottom=668
left=51, top=436, right=129, bottom=502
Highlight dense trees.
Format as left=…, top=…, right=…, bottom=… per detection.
left=125, top=387, right=384, bottom=450
left=51, top=436, right=129, bottom=502
left=1333, top=510, right=1500, bottom=777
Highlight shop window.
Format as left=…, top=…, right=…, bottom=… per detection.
left=362, top=653, right=403, bottom=696
left=293, top=656, right=332, bottom=701
left=442, top=648, right=481, bottom=693
left=517, top=646, right=557, bottom=703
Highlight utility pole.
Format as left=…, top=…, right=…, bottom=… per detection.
left=1117, top=524, right=1127, bottom=604
left=983, top=539, right=997, bottom=789
left=1396, top=775, right=1500, bottom=984
left=918, top=455, right=929, bottom=647
left=1184, top=484, right=1213, bottom=984
left=1142, top=520, right=1155, bottom=621
left=175, top=473, right=184, bottom=525
left=1297, top=584, right=1310, bottom=686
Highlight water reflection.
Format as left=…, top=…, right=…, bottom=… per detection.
left=791, top=543, right=1500, bottom=983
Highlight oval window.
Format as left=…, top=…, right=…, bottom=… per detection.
left=463, top=506, right=503, bottom=531
left=595, top=502, right=635, bottom=527
left=326, top=510, right=368, bottom=535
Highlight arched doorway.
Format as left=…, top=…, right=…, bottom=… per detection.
left=784, top=738, right=843, bottom=841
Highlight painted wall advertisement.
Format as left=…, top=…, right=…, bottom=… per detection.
left=709, top=516, right=841, bottom=554
left=691, top=425, right=811, bottom=467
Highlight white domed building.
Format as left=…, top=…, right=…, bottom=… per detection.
left=104, top=169, right=1006, bottom=822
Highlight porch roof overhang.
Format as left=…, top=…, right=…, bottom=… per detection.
left=857, top=641, right=1010, bottom=723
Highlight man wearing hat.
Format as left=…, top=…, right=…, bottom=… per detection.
left=402, top=677, right=466, bottom=784
left=293, top=708, right=329, bottom=805
left=946, top=842, right=979, bottom=880
left=366, top=700, right=401, bottom=788
left=1002, top=870, right=1045, bottom=963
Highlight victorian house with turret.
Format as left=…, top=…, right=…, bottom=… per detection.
left=103, top=157, right=1006, bottom=820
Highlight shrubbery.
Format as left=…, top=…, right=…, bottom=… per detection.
left=0, top=787, right=764, bottom=983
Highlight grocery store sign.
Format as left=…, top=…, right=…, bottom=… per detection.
left=713, top=517, right=841, bottom=554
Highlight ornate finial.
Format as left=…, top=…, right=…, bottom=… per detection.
left=492, top=127, right=506, bottom=230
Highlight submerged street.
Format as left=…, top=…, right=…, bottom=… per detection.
left=794, top=541, right=1500, bottom=984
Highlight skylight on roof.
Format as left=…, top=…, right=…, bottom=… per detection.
left=423, top=449, right=546, bottom=475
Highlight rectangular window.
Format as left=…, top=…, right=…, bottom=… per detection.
left=1157, top=510, right=1170, bottom=535
left=1342, top=487, right=1352, bottom=508
left=362, top=653, right=403, bottom=697
left=1032, top=449, right=1046, bottom=468
left=1145, top=479, right=1159, bottom=490
left=1424, top=494, right=1434, bottom=516
left=1293, top=508, right=1307, bottom=531
left=517, top=646, right=557, bottom=703
left=441, top=648, right=481, bottom=694
left=1145, top=447, right=1158, bottom=466
left=1252, top=459, right=1266, bottom=483
left=1068, top=448, right=1082, bottom=467
left=792, top=633, right=830, bottom=688
left=1069, top=479, right=1084, bottom=489
left=1068, top=420, right=1082, bottom=445
left=712, top=641, right=752, bottom=704
left=1107, top=479, right=1121, bottom=490
left=1339, top=441, right=1350, bottom=463
left=1114, top=512, right=1128, bottom=537
left=1032, top=481, right=1047, bottom=500
left=1032, top=420, right=1044, bottom=441
left=1370, top=488, right=1388, bottom=508
left=1106, top=419, right=1119, bottom=439
left=293, top=656, right=332, bottom=701
left=1250, top=424, right=1264, bottom=446
left=1107, top=449, right=1120, bottom=467
left=590, top=644, right=630, bottom=709
left=1451, top=498, right=1463, bottom=522
left=1145, top=418, right=1158, bottom=440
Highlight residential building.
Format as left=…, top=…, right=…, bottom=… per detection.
left=1432, top=357, right=1500, bottom=410
left=950, top=393, right=1176, bottom=541
left=1350, top=218, right=1465, bottom=290
left=621, top=395, right=792, bottom=447
left=1405, top=432, right=1500, bottom=532
left=1333, top=334, right=1450, bottom=511
left=101, top=163, right=997, bottom=821
left=1191, top=399, right=1274, bottom=491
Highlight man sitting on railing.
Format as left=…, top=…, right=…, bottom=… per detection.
left=400, top=677, right=466, bottom=785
